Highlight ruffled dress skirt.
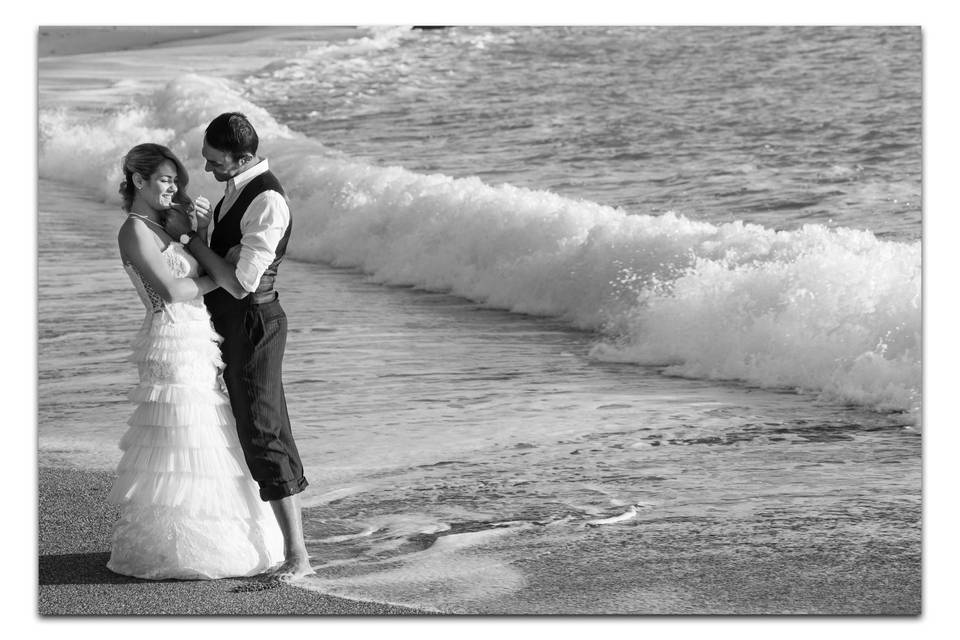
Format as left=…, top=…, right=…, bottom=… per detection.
left=107, top=300, right=284, bottom=580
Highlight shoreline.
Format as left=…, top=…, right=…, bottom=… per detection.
left=37, top=465, right=430, bottom=616
left=37, top=25, right=355, bottom=57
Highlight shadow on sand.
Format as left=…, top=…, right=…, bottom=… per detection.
left=39, top=552, right=142, bottom=586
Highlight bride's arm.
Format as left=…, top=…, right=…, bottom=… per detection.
left=191, top=228, right=213, bottom=276
left=119, top=220, right=217, bottom=302
left=180, top=237, right=248, bottom=299
left=165, top=207, right=249, bottom=299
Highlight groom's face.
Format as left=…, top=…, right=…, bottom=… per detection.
left=202, top=139, right=244, bottom=183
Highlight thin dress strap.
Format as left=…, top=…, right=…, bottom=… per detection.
left=127, top=212, right=166, bottom=230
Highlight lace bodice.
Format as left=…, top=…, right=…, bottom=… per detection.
left=124, top=243, right=201, bottom=313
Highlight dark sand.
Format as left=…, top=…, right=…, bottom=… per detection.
left=37, top=463, right=922, bottom=616
left=38, top=466, right=429, bottom=616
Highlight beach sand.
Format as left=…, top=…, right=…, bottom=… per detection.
left=38, top=460, right=923, bottom=616
left=38, top=465, right=429, bottom=616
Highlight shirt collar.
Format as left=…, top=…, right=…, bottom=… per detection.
left=226, top=158, right=269, bottom=196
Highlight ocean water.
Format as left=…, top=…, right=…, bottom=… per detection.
left=38, top=26, right=921, bottom=614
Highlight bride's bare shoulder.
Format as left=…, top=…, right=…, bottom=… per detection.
left=118, top=216, right=169, bottom=259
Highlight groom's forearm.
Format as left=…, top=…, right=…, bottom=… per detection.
left=185, top=237, right=250, bottom=299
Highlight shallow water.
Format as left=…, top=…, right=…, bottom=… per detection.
left=249, top=26, right=921, bottom=240
left=37, top=26, right=922, bottom=419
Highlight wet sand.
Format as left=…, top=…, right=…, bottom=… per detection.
left=37, top=459, right=922, bottom=616
left=38, top=465, right=429, bottom=616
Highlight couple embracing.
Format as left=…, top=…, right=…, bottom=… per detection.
left=110, top=112, right=312, bottom=581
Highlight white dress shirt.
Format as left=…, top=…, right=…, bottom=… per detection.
left=207, top=159, right=290, bottom=293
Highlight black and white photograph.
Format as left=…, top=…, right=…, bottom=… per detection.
left=27, top=7, right=942, bottom=628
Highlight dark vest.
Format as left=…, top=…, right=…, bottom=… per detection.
left=203, top=170, right=292, bottom=317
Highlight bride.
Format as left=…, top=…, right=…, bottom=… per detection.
left=108, top=143, right=283, bottom=579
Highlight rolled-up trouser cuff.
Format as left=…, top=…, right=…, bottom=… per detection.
left=259, top=476, right=309, bottom=502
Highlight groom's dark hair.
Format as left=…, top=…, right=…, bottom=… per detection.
left=205, top=112, right=259, bottom=159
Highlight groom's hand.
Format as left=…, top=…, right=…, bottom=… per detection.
left=225, top=244, right=242, bottom=265
left=192, top=196, right=212, bottom=230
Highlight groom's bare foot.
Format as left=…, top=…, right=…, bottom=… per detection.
left=269, top=553, right=314, bottom=582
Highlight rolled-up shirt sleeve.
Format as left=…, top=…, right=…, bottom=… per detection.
left=236, top=190, right=290, bottom=293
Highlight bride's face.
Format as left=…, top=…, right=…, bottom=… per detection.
left=136, top=161, right=179, bottom=211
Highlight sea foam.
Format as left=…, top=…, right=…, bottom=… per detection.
left=38, top=74, right=921, bottom=419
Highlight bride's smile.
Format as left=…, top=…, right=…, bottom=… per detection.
left=134, top=160, right=179, bottom=212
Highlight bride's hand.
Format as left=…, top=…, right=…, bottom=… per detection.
left=163, top=208, right=193, bottom=238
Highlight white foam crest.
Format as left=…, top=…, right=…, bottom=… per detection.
left=346, top=25, right=415, bottom=51
left=39, top=74, right=301, bottom=205
left=591, top=225, right=921, bottom=416
left=264, top=26, right=412, bottom=72
left=39, top=107, right=176, bottom=205
left=39, top=71, right=920, bottom=417
left=249, top=26, right=416, bottom=99
left=285, top=158, right=647, bottom=324
left=277, top=157, right=919, bottom=416
left=298, top=25, right=411, bottom=57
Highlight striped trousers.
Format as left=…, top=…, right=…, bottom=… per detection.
left=211, top=296, right=309, bottom=502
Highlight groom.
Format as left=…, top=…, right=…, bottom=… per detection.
left=166, top=112, right=312, bottom=580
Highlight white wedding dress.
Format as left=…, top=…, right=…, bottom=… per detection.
left=107, top=241, right=284, bottom=580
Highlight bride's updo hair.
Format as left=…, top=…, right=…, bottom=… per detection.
left=119, top=143, right=191, bottom=212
